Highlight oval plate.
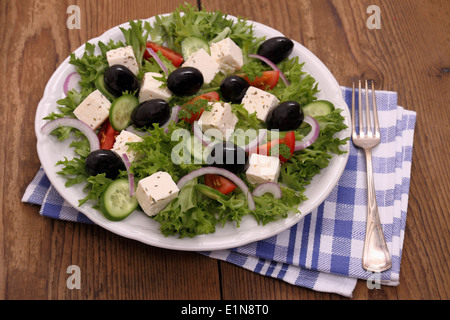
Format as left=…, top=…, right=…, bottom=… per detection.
left=35, top=15, right=351, bottom=251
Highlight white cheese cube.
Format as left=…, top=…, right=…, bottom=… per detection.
left=73, top=89, right=111, bottom=130
left=135, top=172, right=179, bottom=217
left=241, top=86, right=280, bottom=122
left=210, top=37, right=244, bottom=74
left=106, top=46, right=139, bottom=76
left=198, top=102, right=238, bottom=140
left=245, top=153, right=281, bottom=185
left=111, top=130, right=143, bottom=162
left=138, top=72, right=172, bottom=103
left=182, top=49, right=221, bottom=85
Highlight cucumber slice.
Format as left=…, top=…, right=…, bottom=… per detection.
left=109, top=94, right=139, bottom=131
left=181, top=36, right=210, bottom=58
left=195, top=184, right=228, bottom=201
left=302, top=100, right=335, bottom=118
left=100, top=178, right=138, bottom=221
left=94, top=73, right=116, bottom=101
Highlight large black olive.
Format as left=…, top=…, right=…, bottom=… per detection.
left=104, top=65, right=140, bottom=97
left=220, top=76, right=250, bottom=104
left=257, top=37, right=294, bottom=64
left=131, top=99, right=171, bottom=129
left=206, top=142, right=248, bottom=174
left=167, top=67, right=203, bottom=96
left=266, top=101, right=304, bottom=131
left=85, top=149, right=125, bottom=179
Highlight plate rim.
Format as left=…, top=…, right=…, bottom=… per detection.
left=35, top=14, right=351, bottom=251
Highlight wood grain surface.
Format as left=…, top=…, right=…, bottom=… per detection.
left=0, top=0, right=449, bottom=300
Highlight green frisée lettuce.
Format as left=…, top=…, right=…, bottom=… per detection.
left=280, top=109, right=349, bottom=191
left=128, top=123, right=203, bottom=182
left=269, top=57, right=319, bottom=105
left=145, top=3, right=261, bottom=56
left=155, top=179, right=305, bottom=238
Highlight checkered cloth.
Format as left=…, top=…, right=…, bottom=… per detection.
left=22, top=87, right=416, bottom=297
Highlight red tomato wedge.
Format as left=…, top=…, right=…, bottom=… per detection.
left=144, top=42, right=184, bottom=67
left=253, top=131, right=295, bottom=163
left=180, top=91, right=220, bottom=124
left=97, top=119, right=119, bottom=150
left=204, top=174, right=237, bottom=195
left=240, top=71, right=280, bottom=90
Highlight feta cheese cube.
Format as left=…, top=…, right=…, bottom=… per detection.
left=106, top=46, right=139, bottom=76
left=210, top=37, right=244, bottom=74
left=111, top=130, right=143, bottom=162
left=138, top=72, right=172, bottom=103
left=198, top=102, right=238, bottom=140
left=241, top=86, right=280, bottom=122
left=245, top=153, right=281, bottom=184
left=73, top=89, right=111, bottom=130
left=182, top=49, right=221, bottom=85
left=135, top=172, right=179, bottom=217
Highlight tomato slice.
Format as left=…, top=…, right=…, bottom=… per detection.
left=204, top=174, right=237, bottom=195
left=180, top=91, right=220, bottom=124
left=253, top=131, right=295, bottom=163
left=240, top=71, right=280, bottom=90
left=144, top=42, right=184, bottom=67
left=97, top=119, right=119, bottom=150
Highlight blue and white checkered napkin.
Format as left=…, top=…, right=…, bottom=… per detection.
left=22, top=87, right=416, bottom=297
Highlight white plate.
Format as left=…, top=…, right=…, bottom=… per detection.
left=35, top=15, right=351, bottom=251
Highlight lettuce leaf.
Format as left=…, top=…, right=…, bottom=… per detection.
left=154, top=179, right=305, bottom=238
left=280, top=109, right=349, bottom=190
left=145, top=3, right=261, bottom=55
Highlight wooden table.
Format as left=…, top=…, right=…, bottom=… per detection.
left=1, top=0, right=449, bottom=301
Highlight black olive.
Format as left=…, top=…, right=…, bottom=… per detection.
left=266, top=101, right=304, bottom=131
left=167, top=67, right=203, bottom=96
left=206, top=142, right=248, bottom=174
left=85, top=149, right=125, bottom=179
left=257, top=37, right=294, bottom=64
left=131, top=99, right=171, bottom=129
left=104, top=65, right=140, bottom=97
left=220, top=76, right=250, bottom=104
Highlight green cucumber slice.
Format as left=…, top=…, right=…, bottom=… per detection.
left=181, top=36, right=210, bottom=58
left=100, top=178, right=138, bottom=221
left=302, top=100, right=335, bottom=118
left=195, top=184, right=228, bottom=201
left=94, top=73, right=116, bottom=101
left=109, top=94, right=139, bottom=131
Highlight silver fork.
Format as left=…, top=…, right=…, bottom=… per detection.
left=352, top=80, right=392, bottom=273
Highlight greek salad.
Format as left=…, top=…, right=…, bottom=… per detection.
left=42, top=4, right=348, bottom=238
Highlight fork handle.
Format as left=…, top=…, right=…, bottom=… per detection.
left=362, top=149, right=392, bottom=273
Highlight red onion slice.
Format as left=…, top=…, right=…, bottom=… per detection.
left=294, top=115, right=320, bottom=151
left=121, top=153, right=135, bottom=197
left=176, top=167, right=255, bottom=210
left=146, top=47, right=169, bottom=75
left=41, top=118, right=100, bottom=151
left=63, top=72, right=81, bottom=95
left=248, top=54, right=290, bottom=87
left=161, top=105, right=180, bottom=132
left=252, top=182, right=282, bottom=199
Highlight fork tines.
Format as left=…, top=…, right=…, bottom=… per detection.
left=352, top=80, right=380, bottom=140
